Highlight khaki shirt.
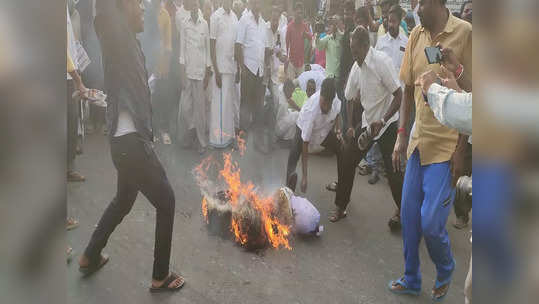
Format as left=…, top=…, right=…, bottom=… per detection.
left=400, top=12, right=472, bottom=165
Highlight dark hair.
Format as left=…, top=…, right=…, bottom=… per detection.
left=344, top=0, right=355, bottom=12
left=355, top=6, right=369, bottom=22
left=320, top=78, right=336, bottom=103
left=307, top=79, right=316, bottom=86
left=388, top=4, right=403, bottom=20
left=459, top=1, right=472, bottom=16
left=351, top=25, right=370, bottom=47
left=283, top=79, right=295, bottom=97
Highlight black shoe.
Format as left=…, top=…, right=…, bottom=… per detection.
left=368, top=171, right=380, bottom=185
left=287, top=173, right=298, bottom=192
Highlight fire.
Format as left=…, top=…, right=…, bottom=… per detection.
left=197, top=151, right=292, bottom=250
left=201, top=196, right=209, bottom=223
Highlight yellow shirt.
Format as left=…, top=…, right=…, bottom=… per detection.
left=399, top=11, right=472, bottom=165
left=157, top=7, right=172, bottom=76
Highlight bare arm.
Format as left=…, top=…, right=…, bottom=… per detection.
left=235, top=43, right=244, bottom=68
left=300, top=141, right=309, bottom=192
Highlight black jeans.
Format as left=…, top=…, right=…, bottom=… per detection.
left=84, top=133, right=175, bottom=280
left=240, top=68, right=264, bottom=132
left=334, top=122, right=403, bottom=211
left=286, top=126, right=344, bottom=185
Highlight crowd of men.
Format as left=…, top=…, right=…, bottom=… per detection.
left=67, top=0, right=473, bottom=301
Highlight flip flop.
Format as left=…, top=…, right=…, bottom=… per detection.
left=432, top=259, right=456, bottom=302
left=79, top=254, right=109, bottom=277
left=325, top=181, right=338, bottom=192
left=388, top=277, right=421, bottom=296
left=328, top=208, right=347, bottom=222
left=149, top=272, right=185, bottom=293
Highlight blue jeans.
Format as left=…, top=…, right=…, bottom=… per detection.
left=401, top=149, right=456, bottom=290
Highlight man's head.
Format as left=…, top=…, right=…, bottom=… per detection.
left=328, top=15, right=340, bottom=34
left=319, top=78, right=336, bottom=114
left=418, top=0, right=447, bottom=30
left=350, top=25, right=370, bottom=66
left=380, top=0, right=397, bottom=17
left=271, top=5, right=280, bottom=29
left=202, top=0, right=212, bottom=20
left=183, top=0, right=196, bottom=11
left=460, top=1, right=472, bottom=24
left=117, top=0, right=145, bottom=33
left=223, top=0, right=232, bottom=12
left=405, top=11, right=416, bottom=32
left=233, top=0, right=243, bottom=16
left=388, top=5, right=403, bottom=38
left=343, top=1, right=355, bottom=29
left=306, top=79, right=316, bottom=97
left=294, top=3, right=304, bottom=24
left=251, top=0, right=261, bottom=17
left=283, top=79, right=295, bottom=100
left=355, top=6, right=370, bottom=28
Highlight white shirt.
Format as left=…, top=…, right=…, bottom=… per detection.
left=427, top=83, right=472, bottom=136
left=210, top=8, right=238, bottom=74
left=114, top=111, right=137, bottom=137
left=345, top=48, right=400, bottom=140
left=413, top=4, right=421, bottom=28
left=179, top=14, right=211, bottom=81
left=268, top=24, right=285, bottom=84
left=236, top=12, right=270, bottom=77
left=294, top=69, right=326, bottom=92
left=67, top=5, right=77, bottom=80
left=296, top=91, right=341, bottom=146
left=375, top=32, right=408, bottom=77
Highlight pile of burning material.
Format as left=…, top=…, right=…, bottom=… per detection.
left=195, top=153, right=293, bottom=250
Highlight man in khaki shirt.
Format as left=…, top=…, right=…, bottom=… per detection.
left=388, top=0, right=472, bottom=301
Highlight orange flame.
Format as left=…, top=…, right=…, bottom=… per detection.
left=196, top=144, right=292, bottom=250
left=201, top=196, right=209, bottom=224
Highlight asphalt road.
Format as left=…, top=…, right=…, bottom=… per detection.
left=68, top=132, right=471, bottom=304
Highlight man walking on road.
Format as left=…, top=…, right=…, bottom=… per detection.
left=79, top=0, right=184, bottom=292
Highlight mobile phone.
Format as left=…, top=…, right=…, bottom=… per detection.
left=424, top=46, right=442, bottom=64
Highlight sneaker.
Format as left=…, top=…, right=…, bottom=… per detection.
left=453, top=216, right=469, bottom=230
left=368, top=171, right=380, bottom=185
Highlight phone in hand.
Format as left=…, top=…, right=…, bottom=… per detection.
left=424, top=46, right=442, bottom=64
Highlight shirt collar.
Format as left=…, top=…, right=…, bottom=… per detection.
left=363, top=47, right=374, bottom=68
left=419, top=9, right=456, bottom=34
left=187, top=12, right=200, bottom=24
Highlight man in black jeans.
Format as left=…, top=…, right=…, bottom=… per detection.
left=286, top=78, right=342, bottom=194
left=328, top=26, right=403, bottom=231
left=78, top=0, right=184, bottom=292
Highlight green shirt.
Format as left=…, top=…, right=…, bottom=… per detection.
left=316, top=32, right=343, bottom=78
left=291, top=88, right=308, bottom=109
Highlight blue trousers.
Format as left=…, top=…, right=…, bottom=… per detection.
left=401, top=149, right=456, bottom=290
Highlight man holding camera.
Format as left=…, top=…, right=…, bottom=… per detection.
left=388, top=0, right=471, bottom=301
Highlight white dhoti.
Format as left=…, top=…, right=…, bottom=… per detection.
left=179, top=78, right=207, bottom=147
left=209, top=74, right=237, bottom=147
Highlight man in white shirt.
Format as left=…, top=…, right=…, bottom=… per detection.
left=268, top=5, right=288, bottom=119
left=209, top=0, right=239, bottom=148
left=375, top=5, right=408, bottom=77
left=178, top=0, right=212, bottom=154
left=328, top=26, right=403, bottom=227
left=286, top=78, right=342, bottom=194
left=235, top=0, right=271, bottom=146
left=293, top=64, right=326, bottom=93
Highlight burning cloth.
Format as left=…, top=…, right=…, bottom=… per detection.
left=277, top=187, right=323, bottom=236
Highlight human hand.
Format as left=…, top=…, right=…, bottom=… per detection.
left=215, top=72, right=222, bottom=89
left=439, top=66, right=461, bottom=92
left=392, top=133, right=408, bottom=173
left=301, top=176, right=308, bottom=193
left=370, top=120, right=384, bottom=137
left=415, top=70, right=439, bottom=95
left=438, top=43, right=460, bottom=76
left=346, top=127, right=355, bottom=140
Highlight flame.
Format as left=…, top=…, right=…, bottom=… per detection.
left=201, top=196, right=209, bottom=224
left=195, top=143, right=292, bottom=250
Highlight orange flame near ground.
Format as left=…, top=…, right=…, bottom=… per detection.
left=200, top=151, right=292, bottom=250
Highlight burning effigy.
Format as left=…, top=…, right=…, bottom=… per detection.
left=194, top=149, right=322, bottom=251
